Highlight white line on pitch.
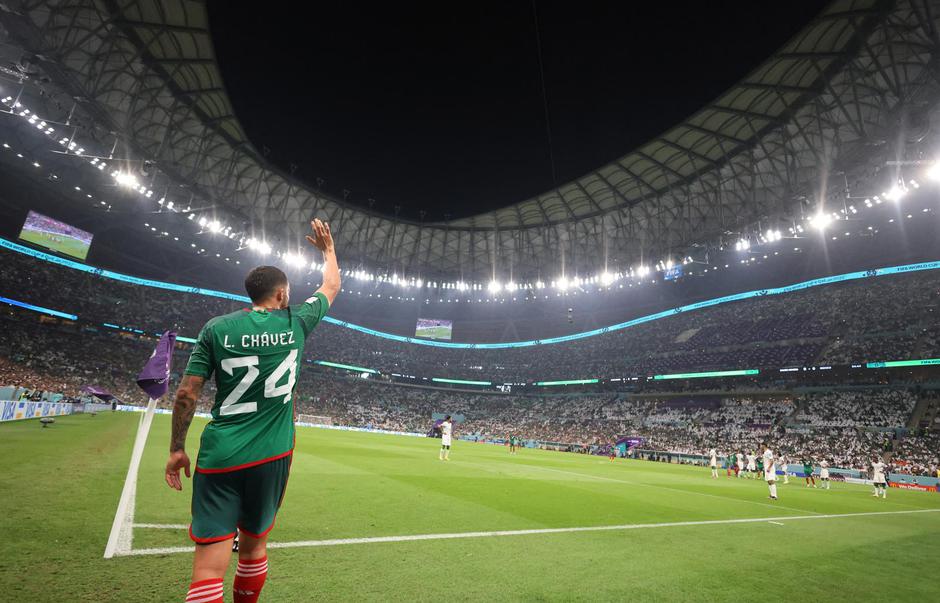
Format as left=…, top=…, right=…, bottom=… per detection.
left=132, top=523, right=188, bottom=529
left=119, top=508, right=939, bottom=557
left=767, top=521, right=785, bottom=526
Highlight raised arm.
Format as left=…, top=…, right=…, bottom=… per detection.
left=306, top=218, right=341, bottom=306
left=164, top=374, right=205, bottom=490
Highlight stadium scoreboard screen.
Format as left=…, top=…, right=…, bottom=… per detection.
left=18, top=211, right=93, bottom=261
left=664, top=265, right=684, bottom=281
left=415, top=318, right=453, bottom=340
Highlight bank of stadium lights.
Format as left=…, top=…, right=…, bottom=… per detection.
left=807, top=212, right=833, bottom=231
left=882, top=182, right=908, bottom=202
left=763, top=229, right=782, bottom=243
left=113, top=171, right=138, bottom=188
left=5, top=93, right=939, bottom=298
left=242, top=237, right=272, bottom=256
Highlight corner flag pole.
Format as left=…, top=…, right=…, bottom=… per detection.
left=103, top=396, right=159, bottom=558
left=104, top=331, right=177, bottom=559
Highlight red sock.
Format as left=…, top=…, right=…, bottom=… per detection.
left=186, top=578, right=223, bottom=603
left=233, top=556, right=268, bottom=603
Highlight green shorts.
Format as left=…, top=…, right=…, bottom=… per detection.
left=190, top=455, right=292, bottom=544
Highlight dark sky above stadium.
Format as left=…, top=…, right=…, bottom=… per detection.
left=208, top=1, right=829, bottom=221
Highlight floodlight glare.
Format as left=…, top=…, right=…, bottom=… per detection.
left=114, top=172, right=139, bottom=188
left=883, top=185, right=907, bottom=202
left=809, top=213, right=832, bottom=231
left=926, top=161, right=940, bottom=182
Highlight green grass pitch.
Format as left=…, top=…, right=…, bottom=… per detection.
left=415, top=326, right=452, bottom=339
left=19, top=229, right=90, bottom=260
left=2, top=412, right=939, bottom=602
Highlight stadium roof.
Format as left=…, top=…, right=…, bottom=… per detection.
left=1, top=0, right=939, bottom=281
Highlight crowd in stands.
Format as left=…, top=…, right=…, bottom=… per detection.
left=792, top=390, right=916, bottom=428
left=2, top=245, right=940, bottom=383
left=1, top=245, right=938, bottom=475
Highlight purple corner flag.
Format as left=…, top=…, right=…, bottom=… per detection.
left=136, top=331, right=177, bottom=399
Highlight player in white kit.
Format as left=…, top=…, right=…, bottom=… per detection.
left=746, top=453, right=757, bottom=479
left=438, top=416, right=453, bottom=461
left=709, top=448, right=718, bottom=479
left=819, top=459, right=831, bottom=490
left=779, top=454, right=789, bottom=485
left=871, top=459, right=887, bottom=498
left=736, top=452, right=744, bottom=478
left=762, top=443, right=778, bottom=500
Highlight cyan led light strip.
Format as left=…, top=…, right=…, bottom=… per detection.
left=0, top=295, right=77, bottom=320
left=102, top=322, right=144, bottom=334
left=653, top=369, right=760, bottom=380
left=866, top=358, right=940, bottom=369
left=314, top=360, right=378, bottom=374
left=431, top=377, right=492, bottom=386
left=3, top=236, right=939, bottom=350
left=535, top=378, right=600, bottom=386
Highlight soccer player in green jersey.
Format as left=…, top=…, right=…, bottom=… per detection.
left=803, top=458, right=817, bottom=488
left=165, top=219, right=340, bottom=603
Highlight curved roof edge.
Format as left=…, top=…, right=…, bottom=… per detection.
left=4, top=0, right=940, bottom=279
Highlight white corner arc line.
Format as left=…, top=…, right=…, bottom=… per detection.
left=132, top=523, right=189, bottom=529
left=119, top=508, right=939, bottom=557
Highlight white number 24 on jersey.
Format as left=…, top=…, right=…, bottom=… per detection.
left=218, top=350, right=298, bottom=416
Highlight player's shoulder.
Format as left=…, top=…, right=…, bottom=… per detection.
left=292, top=292, right=328, bottom=310
left=203, top=308, right=253, bottom=331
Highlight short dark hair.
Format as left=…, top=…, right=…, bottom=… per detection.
left=245, top=266, right=288, bottom=303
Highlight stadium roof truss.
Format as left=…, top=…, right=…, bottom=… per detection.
left=1, top=0, right=940, bottom=281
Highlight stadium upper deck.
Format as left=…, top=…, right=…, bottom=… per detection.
left=1, top=0, right=940, bottom=287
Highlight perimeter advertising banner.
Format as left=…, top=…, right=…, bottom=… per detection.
left=0, top=400, right=73, bottom=422
left=889, top=482, right=938, bottom=492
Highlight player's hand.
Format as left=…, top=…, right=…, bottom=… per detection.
left=305, top=218, right=334, bottom=254
left=165, top=450, right=191, bottom=491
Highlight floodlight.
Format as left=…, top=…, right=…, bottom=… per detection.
left=114, top=172, right=139, bottom=188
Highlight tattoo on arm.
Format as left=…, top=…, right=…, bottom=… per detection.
left=170, top=375, right=204, bottom=452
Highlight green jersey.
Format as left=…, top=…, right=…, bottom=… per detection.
left=184, top=292, right=330, bottom=472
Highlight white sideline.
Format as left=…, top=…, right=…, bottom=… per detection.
left=103, top=397, right=159, bottom=559
left=119, top=508, right=939, bottom=557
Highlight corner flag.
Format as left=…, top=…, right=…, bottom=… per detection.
left=105, top=330, right=177, bottom=559
left=136, top=330, right=177, bottom=399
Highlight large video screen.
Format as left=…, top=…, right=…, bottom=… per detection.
left=18, top=211, right=93, bottom=261
left=415, top=318, right=453, bottom=340
left=664, top=265, right=684, bottom=281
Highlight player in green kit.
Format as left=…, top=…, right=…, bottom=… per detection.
left=165, top=219, right=340, bottom=603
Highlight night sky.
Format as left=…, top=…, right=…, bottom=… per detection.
left=207, top=1, right=830, bottom=221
